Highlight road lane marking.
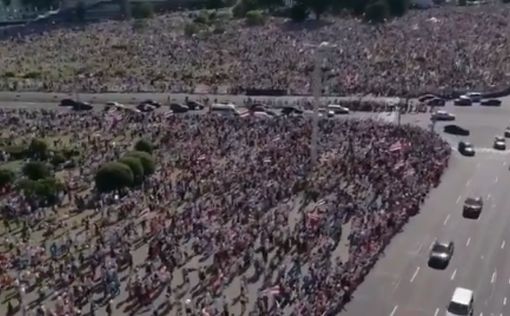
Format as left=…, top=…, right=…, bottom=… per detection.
left=504, top=297, right=507, bottom=306
left=466, top=237, right=471, bottom=246
left=390, top=305, right=398, bottom=316
left=429, top=239, right=436, bottom=250
left=451, top=269, right=457, bottom=280
left=502, top=240, right=506, bottom=249
left=466, top=179, right=471, bottom=186
left=491, top=271, right=497, bottom=284
left=481, top=255, right=484, bottom=260
left=495, top=177, right=499, bottom=183
left=488, top=193, right=492, bottom=200
left=434, top=308, right=439, bottom=316
left=410, top=267, right=420, bottom=283
left=443, top=214, right=450, bottom=226
left=456, top=195, right=461, bottom=204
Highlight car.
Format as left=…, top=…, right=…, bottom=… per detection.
left=463, top=196, right=483, bottom=219
left=59, top=98, right=76, bottom=107
left=458, top=141, right=475, bottom=156
left=72, top=101, right=93, bottom=111
left=281, top=106, right=304, bottom=115
left=505, top=127, right=510, bottom=138
left=185, top=100, right=205, bottom=111
left=418, top=94, right=438, bottom=103
left=465, top=92, right=482, bottom=102
left=170, top=103, right=189, bottom=113
left=494, top=136, right=506, bottom=150
left=136, top=103, right=157, bottom=113
left=250, top=104, right=278, bottom=117
left=447, top=287, right=474, bottom=316
left=327, top=110, right=335, bottom=118
left=327, top=104, right=350, bottom=114
left=140, top=99, right=162, bottom=108
left=431, top=111, right=455, bottom=121
left=444, top=125, right=470, bottom=136
left=454, top=98, right=473, bottom=106
left=480, top=99, right=502, bottom=106
left=426, top=97, right=446, bottom=107
left=428, top=241, right=454, bottom=269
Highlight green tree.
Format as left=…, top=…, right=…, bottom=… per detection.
left=22, top=161, right=50, bottom=181
left=95, top=162, right=134, bottom=192
left=0, top=169, right=15, bottom=187
left=28, top=138, right=48, bottom=160
left=364, top=0, right=388, bottom=23
left=299, top=0, right=332, bottom=20
left=232, top=0, right=259, bottom=18
left=134, top=139, right=153, bottom=154
left=34, top=177, right=63, bottom=204
left=126, top=151, right=155, bottom=175
left=132, top=2, right=153, bottom=19
left=119, top=156, right=144, bottom=185
left=289, top=4, right=309, bottom=22
left=4, top=145, right=27, bottom=160
left=258, top=0, right=283, bottom=9
left=50, top=151, right=67, bottom=166
left=386, top=0, right=409, bottom=17
left=246, top=10, right=265, bottom=25
left=206, top=0, right=224, bottom=9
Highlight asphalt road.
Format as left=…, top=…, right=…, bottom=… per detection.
left=342, top=96, right=510, bottom=316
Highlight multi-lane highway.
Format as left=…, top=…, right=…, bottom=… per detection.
left=343, top=97, right=510, bottom=316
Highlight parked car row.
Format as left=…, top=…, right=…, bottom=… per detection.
left=454, top=92, right=501, bottom=107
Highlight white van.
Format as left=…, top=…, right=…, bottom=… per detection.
left=446, top=287, right=474, bottom=316
left=466, top=92, right=482, bottom=102
left=211, top=103, right=240, bottom=116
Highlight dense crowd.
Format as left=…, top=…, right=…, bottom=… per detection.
left=0, top=106, right=450, bottom=315
left=0, top=5, right=510, bottom=96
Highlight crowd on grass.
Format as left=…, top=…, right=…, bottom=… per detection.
left=0, top=105, right=450, bottom=315
left=0, top=5, right=510, bottom=96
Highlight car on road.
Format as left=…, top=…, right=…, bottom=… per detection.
left=454, top=98, right=472, bottom=106
left=72, top=101, right=93, bottom=111
left=480, top=99, right=502, bottom=106
left=140, top=99, right=162, bottom=108
left=465, top=92, right=482, bottom=102
left=327, top=110, right=335, bottom=118
left=444, top=125, right=469, bottom=136
left=463, top=196, right=483, bottom=219
left=458, top=141, right=475, bottom=156
left=170, top=103, right=189, bottom=113
left=427, top=97, right=446, bottom=107
left=494, top=136, right=506, bottom=150
left=281, top=106, right=304, bottom=116
left=447, top=287, right=474, bottom=316
left=211, top=103, right=240, bottom=117
left=249, top=104, right=278, bottom=117
left=185, top=99, right=205, bottom=111
left=505, top=127, right=510, bottom=138
left=428, top=241, right=454, bottom=269
left=136, top=102, right=157, bottom=113
left=327, top=104, right=350, bottom=114
left=59, top=98, right=76, bottom=107
left=418, top=94, right=437, bottom=103
left=431, top=111, right=455, bottom=121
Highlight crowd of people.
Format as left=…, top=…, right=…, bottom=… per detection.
left=0, top=105, right=450, bottom=315
left=0, top=4, right=510, bottom=96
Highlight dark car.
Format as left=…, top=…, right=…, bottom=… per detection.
left=281, top=106, right=304, bottom=115
left=454, top=98, right=472, bottom=106
left=418, top=94, right=437, bottom=103
left=480, top=99, right=502, bottom=106
left=444, top=125, right=470, bottom=136
left=458, top=141, right=475, bottom=156
left=136, top=103, right=157, bottom=113
left=505, top=127, right=510, bottom=138
left=250, top=104, right=278, bottom=116
left=59, top=98, right=76, bottom=107
left=427, top=97, right=446, bottom=107
left=72, top=101, right=93, bottom=111
left=141, top=99, right=162, bottom=108
left=431, top=111, right=455, bottom=121
left=185, top=100, right=205, bottom=111
left=494, top=136, right=506, bottom=150
left=463, top=197, right=483, bottom=219
left=428, top=241, right=454, bottom=269
left=170, top=103, right=189, bottom=113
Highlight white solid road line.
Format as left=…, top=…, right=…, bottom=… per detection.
left=390, top=305, right=398, bottom=316
left=410, top=267, right=420, bottom=283
left=491, top=271, right=497, bottom=284
left=450, top=269, right=457, bottom=281
left=433, top=308, right=439, bottom=316
left=504, top=297, right=507, bottom=306
left=466, top=237, right=471, bottom=246
left=487, top=193, right=492, bottom=200
left=502, top=240, right=506, bottom=249
left=495, top=176, right=499, bottom=183
left=456, top=195, right=461, bottom=204
left=443, top=214, right=451, bottom=226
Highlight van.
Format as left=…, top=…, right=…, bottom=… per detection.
left=466, top=92, right=482, bottom=102
left=211, top=103, right=240, bottom=116
left=446, top=287, right=474, bottom=316
left=327, top=104, right=350, bottom=114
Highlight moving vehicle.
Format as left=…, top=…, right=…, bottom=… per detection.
left=444, top=125, right=469, bottom=136
left=136, top=103, right=157, bottom=113
left=327, top=110, right=335, bottom=118
left=327, top=104, right=350, bottom=114
left=59, top=98, right=76, bottom=107
left=494, top=136, right=506, bottom=150
left=418, top=94, right=437, bottom=103
left=72, top=101, right=93, bottom=111
left=505, top=127, right=510, bottom=138
left=170, top=103, right=189, bottom=113
left=428, top=241, right=454, bottom=269
left=463, top=196, right=483, bottom=219
left=249, top=104, right=278, bottom=116
left=140, top=99, right=162, bottom=108
left=427, top=97, right=446, bottom=107
left=281, top=106, right=304, bottom=115
left=465, top=92, right=482, bottom=102
left=446, top=287, right=474, bottom=316
left=480, top=99, right=502, bottom=106
left=211, top=103, right=240, bottom=116
left=431, top=111, right=455, bottom=121
left=458, top=141, right=475, bottom=156
left=454, top=98, right=472, bottom=106
left=185, top=99, right=205, bottom=110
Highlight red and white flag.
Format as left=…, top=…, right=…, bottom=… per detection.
left=393, top=160, right=405, bottom=170
left=389, top=141, right=402, bottom=152
left=262, top=285, right=281, bottom=296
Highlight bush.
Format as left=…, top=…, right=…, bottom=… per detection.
left=95, top=162, right=134, bottom=193
left=194, top=10, right=211, bottom=24
left=131, top=2, right=153, bottom=19
left=134, top=139, right=153, bottom=154
left=206, top=0, right=224, bottom=9
left=364, top=1, right=388, bottom=23
left=290, top=4, right=308, bottom=22
left=184, top=22, right=201, bottom=36
left=0, top=169, right=15, bottom=187
left=22, top=161, right=50, bottom=181
left=4, top=145, right=27, bottom=160
left=17, top=177, right=63, bottom=204
left=28, top=138, right=48, bottom=160
left=232, top=0, right=259, bottom=18
left=386, top=0, right=409, bottom=16
left=119, top=156, right=144, bottom=185
left=51, top=151, right=67, bottom=166
left=126, top=151, right=155, bottom=175
left=245, top=10, right=265, bottom=25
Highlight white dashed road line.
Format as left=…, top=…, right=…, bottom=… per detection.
left=450, top=269, right=457, bottom=281
left=434, top=308, right=439, bottom=316
left=491, top=271, right=497, bottom=284
left=443, top=214, right=450, bottom=226
left=502, top=240, right=506, bottom=249
left=410, top=267, right=420, bottom=283
left=456, top=195, right=461, bottom=204
left=466, top=238, right=471, bottom=247
left=390, top=305, right=398, bottom=316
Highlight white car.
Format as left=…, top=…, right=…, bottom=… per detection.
left=327, top=104, right=350, bottom=114
left=446, top=287, right=474, bottom=316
